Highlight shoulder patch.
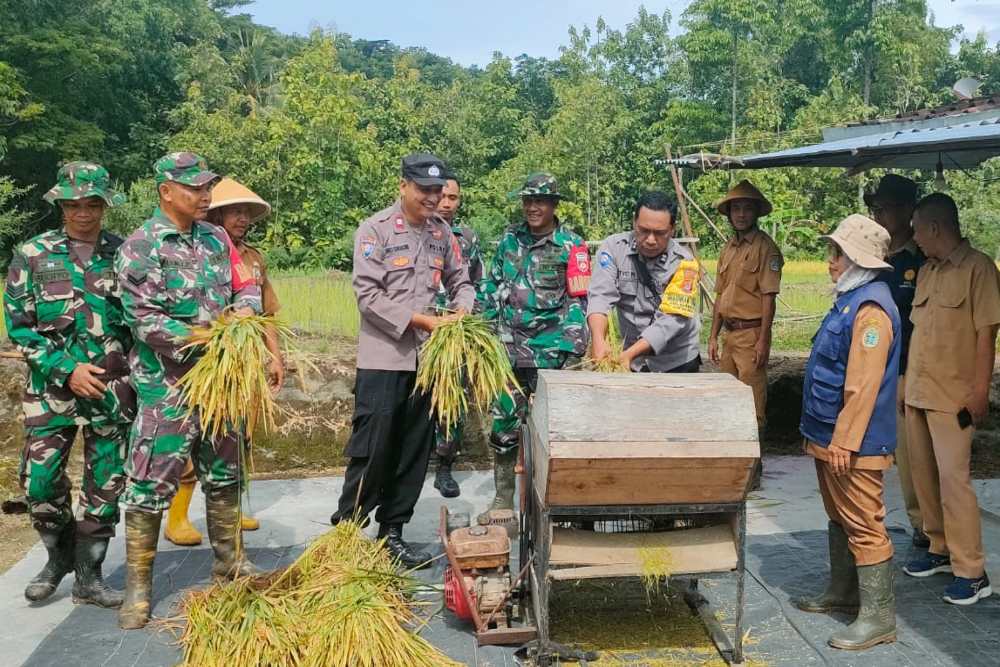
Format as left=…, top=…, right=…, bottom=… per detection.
left=126, top=271, right=147, bottom=287
left=862, top=327, right=880, bottom=349
left=769, top=256, right=783, bottom=272
left=360, top=236, right=376, bottom=259
left=599, top=251, right=613, bottom=269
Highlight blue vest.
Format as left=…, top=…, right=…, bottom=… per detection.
left=800, top=281, right=900, bottom=456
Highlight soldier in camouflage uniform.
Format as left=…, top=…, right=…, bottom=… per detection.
left=476, top=173, right=591, bottom=526
left=4, top=162, right=134, bottom=608
left=114, top=153, right=262, bottom=630
left=432, top=173, right=483, bottom=498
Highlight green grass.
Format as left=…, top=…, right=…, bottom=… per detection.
left=271, top=270, right=360, bottom=339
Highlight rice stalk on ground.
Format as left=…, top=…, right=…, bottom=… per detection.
left=174, top=521, right=461, bottom=667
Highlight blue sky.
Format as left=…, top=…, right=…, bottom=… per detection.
left=241, top=0, right=1000, bottom=67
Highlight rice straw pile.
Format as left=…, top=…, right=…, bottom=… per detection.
left=584, top=309, right=629, bottom=373
left=176, top=312, right=292, bottom=439
left=415, top=314, right=518, bottom=434
left=175, top=520, right=461, bottom=667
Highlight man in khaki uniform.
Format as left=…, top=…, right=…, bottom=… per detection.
left=865, top=174, right=927, bottom=548
left=163, top=178, right=284, bottom=547
left=903, top=193, right=998, bottom=606
left=708, top=180, right=783, bottom=433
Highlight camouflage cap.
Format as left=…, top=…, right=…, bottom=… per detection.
left=153, top=152, right=220, bottom=187
left=515, top=172, right=563, bottom=199
left=42, top=161, right=125, bottom=207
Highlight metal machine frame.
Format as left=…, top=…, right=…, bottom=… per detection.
left=518, top=427, right=750, bottom=666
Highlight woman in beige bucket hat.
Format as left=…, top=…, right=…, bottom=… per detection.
left=794, top=214, right=902, bottom=650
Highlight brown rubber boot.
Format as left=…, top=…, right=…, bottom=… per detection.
left=794, top=522, right=860, bottom=613
left=206, top=485, right=262, bottom=580
left=477, top=448, right=517, bottom=535
left=164, top=481, right=203, bottom=546
left=119, top=510, right=161, bottom=630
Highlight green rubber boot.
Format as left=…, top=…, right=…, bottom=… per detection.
left=477, top=448, right=517, bottom=530
left=206, top=485, right=262, bottom=580
left=794, top=522, right=860, bottom=613
left=828, top=560, right=896, bottom=650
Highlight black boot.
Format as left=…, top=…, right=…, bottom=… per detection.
left=206, top=485, right=262, bottom=580
left=433, top=456, right=460, bottom=498
left=119, top=510, right=161, bottom=630
left=72, top=536, right=124, bottom=608
left=378, top=523, right=431, bottom=570
left=24, top=522, right=75, bottom=603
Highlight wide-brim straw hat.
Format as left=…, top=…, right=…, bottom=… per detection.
left=821, top=214, right=892, bottom=270
left=715, top=179, right=772, bottom=217
left=208, top=178, right=271, bottom=223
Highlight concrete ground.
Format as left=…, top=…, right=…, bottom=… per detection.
left=2, top=456, right=999, bottom=666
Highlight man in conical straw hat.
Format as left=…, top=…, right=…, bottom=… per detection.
left=162, top=177, right=283, bottom=546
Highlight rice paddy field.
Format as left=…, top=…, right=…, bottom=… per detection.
left=0, top=262, right=833, bottom=348
left=267, top=262, right=834, bottom=351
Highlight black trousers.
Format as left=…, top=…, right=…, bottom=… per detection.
left=334, top=369, right=435, bottom=526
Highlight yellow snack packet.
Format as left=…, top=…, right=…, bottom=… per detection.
left=658, top=259, right=700, bottom=318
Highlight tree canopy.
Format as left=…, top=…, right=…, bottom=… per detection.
left=3, top=0, right=1000, bottom=267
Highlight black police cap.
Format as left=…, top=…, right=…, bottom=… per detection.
left=401, top=153, right=447, bottom=186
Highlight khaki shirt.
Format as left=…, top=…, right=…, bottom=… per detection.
left=238, top=243, right=280, bottom=315
left=806, top=303, right=894, bottom=470
left=353, top=201, right=474, bottom=371
left=905, top=239, right=1000, bottom=413
left=587, top=232, right=701, bottom=372
left=715, top=228, right=782, bottom=320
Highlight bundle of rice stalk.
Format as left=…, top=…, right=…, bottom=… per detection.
left=583, top=309, right=629, bottom=373
left=415, top=314, right=518, bottom=434
left=175, top=521, right=461, bottom=667
left=175, top=312, right=293, bottom=440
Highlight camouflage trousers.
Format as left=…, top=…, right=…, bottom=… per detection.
left=120, top=394, right=244, bottom=513
left=434, top=417, right=464, bottom=463
left=20, top=419, right=129, bottom=539
left=20, top=377, right=134, bottom=539
left=489, top=367, right=539, bottom=453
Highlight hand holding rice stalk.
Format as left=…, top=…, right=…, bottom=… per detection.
left=415, top=314, right=518, bottom=435
left=583, top=308, right=629, bottom=373
left=175, top=311, right=293, bottom=440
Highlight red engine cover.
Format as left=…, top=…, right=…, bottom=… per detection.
left=444, top=567, right=476, bottom=621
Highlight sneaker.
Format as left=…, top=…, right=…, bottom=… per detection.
left=911, top=529, right=930, bottom=549
left=943, top=575, right=992, bottom=606
left=903, top=552, right=952, bottom=578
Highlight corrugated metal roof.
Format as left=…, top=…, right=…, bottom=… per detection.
left=665, top=117, right=1000, bottom=172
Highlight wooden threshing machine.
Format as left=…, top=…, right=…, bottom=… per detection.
left=520, top=370, right=760, bottom=665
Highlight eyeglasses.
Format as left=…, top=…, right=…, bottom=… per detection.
left=635, top=226, right=672, bottom=240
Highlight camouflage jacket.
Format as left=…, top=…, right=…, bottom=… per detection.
left=436, top=222, right=483, bottom=311
left=115, top=209, right=262, bottom=401
left=477, top=221, right=589, bottom=368
left=4, top=229, right=132, bottom=398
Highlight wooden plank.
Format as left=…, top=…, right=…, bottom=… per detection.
left=547, top=524, right=738, bottom=577
left=549, top=440, right=760, bottom=460
left=534, top=371, right=758, bottom=445
left=546, top=459, right=753, bottom=505
left=527, top=422, right=549, bottom=504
